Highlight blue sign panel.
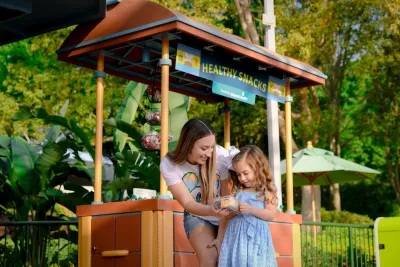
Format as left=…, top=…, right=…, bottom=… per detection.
left=212, top=82, right=256, bottom=105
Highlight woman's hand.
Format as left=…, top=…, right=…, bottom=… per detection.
left=206, top=239, right=222, bottom=256
left=211, top=206, right=230, bottom=218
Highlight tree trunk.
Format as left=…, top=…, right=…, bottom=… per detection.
left=301, top=185, right=321, bottom=223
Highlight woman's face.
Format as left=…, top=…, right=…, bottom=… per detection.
left=187, top=135, right=215, bottom=165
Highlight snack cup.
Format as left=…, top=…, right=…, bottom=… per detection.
left=212, top=196, right=239, bottom=211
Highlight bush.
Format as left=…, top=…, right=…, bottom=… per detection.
left=321, top=208, right=374, bottom=224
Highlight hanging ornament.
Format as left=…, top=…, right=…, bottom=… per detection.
left=145, top=111, right=161, bottom=125
left=141, top=131, right=173, bottom=150
left=151, top=88, right=161, bottom=103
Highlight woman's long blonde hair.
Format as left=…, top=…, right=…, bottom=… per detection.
left=166, top=118, right=216, bottom=204
left=230, top=145, right=277, bottom=204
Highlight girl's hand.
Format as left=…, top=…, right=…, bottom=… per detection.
left=239, top=202, right=254, bottom=214
left=206, top=239, right=222, bottom=256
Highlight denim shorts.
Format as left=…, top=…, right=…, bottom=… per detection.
left=183, top=211, right=219, bottom=239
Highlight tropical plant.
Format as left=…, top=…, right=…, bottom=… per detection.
left=103, top=81, right=191, bottom=200
left=0, top=102, right=92, bottom=266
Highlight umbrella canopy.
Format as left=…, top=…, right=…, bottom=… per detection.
left=281, top=145, right=380, bottom=186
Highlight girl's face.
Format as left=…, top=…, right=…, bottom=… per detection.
left=187, top=135, right=215, bottom=165
left=234, top=160, right=256, bottom=188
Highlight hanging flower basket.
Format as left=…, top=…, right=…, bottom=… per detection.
left=141, top=131, right=173, bottom=150
left=146, top=86, right=161, bottom=103
left=145, top=110, right=161, bottom=125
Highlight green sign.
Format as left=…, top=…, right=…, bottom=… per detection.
left=212, top=82, right=255, bottom=105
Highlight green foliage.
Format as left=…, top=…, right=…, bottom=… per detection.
left=0, top=27, right=127, bottom=141
left=0, top=102, right=92, bottom=266
left=0, top=226, right=78, bottom=267
left=301, top=225, right=375, bottom=267
left=321, top=208, right=374, bottom=225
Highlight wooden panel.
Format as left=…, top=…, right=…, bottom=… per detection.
left=141, top=211, right=155, bottom=267
left=116, top=254, right=141, bottom=267
left=77, top=199, right=184, bottom=217
left=92, top=254, right=115, bottom=267
left=116, top=214, right=141, bottom=252
left=162, top=211, right=174, bottom=266
left=270, top=223, right=293, bottom=256
left=92, top=216, right=115, bottom=253
left=173, top=214, right=194, bottom=253
left=273, top=213, right=302, bottom=224
left=174, top=254, right=199, bottom=267
left=277, top=257, right=294, bottom=267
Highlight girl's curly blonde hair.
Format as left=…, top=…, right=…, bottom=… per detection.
left=230, top=145, right=277, bottom=205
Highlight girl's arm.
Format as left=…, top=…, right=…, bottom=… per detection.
left=239, top=201, right=277, bottom=221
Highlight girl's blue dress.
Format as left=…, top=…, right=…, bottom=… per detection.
left=218, top=190, right=278, bottom=267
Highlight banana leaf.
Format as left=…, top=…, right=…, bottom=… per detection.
left=114, top=81, right=147, bottom=152
left=13, top=107, right=95, bottom=160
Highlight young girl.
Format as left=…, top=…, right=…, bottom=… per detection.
left=210, top=145, right=278, bottom=267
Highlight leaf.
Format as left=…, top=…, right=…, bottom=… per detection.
left=0, top=134, right=10, bottom=149
left=63, top=182, right=90, bottom=197
left=10, top=136, right=40, bottom=194
left=45, top=100, right=69, bottom=145
left=115, top=120, right=144, bottom=143
left=103, top=118, right=117, bottom=127
left=114, top=81, right=147, bottom=152
left=35, top=143, right=66, bottom=184
left=115, top=150, right=160, bottom=191
left=12, top=106, right=95, bottom=161
left=58, top=191, right=93, bottom=213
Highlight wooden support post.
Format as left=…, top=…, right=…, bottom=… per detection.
left=78, top=216, right=92, bottom=267
left=224, top=98, right=231, bottom=149
left=160, top=36, right=170, bottom=195
left=94, top=53, right=104, bottom=204
left=285, top=80, right=294, bottom=213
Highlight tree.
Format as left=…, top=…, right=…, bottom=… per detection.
left=0, top=27, right=127, bottom=141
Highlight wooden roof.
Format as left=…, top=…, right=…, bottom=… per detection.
left=57, top=0, right=326, bottom=103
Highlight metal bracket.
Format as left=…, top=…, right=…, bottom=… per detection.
left=159, top=58, right=172, bottom=66
left=94, top=71, right=106, bottom=78
left=285, top=96, right=293, bottom=102
left=285, top=210, right=296, bottom=214
left=262, top=14, right=276, bottom=27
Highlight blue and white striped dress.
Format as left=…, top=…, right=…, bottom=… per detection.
left=218, top=190, right=277, bottom=267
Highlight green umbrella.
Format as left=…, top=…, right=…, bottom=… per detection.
left=281, top=142, right=379, bottom=244
left=281, top=142, right=379, bottom=221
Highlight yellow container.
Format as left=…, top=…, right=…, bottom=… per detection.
left=374, top=217, right=400, bottom=267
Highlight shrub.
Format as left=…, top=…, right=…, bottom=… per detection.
left=321, top=208, right=374, bottom=224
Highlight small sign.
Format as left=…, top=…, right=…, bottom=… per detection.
left=176, top=44, right=201, bottom=76
left=212, top=82, right=256, bottom=105
left=267, top=76, right=286, bottom=103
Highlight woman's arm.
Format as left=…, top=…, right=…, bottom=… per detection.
left=168, top=182, right=214, bottom=216
left=239, top=202, right=277, bottom=221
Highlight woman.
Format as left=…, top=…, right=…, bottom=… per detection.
left=160, top=118, right=232, bottom=267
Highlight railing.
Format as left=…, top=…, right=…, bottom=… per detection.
left=301, top=221, right=375, bottom=267
left=0, top=220, right=79, bottom=267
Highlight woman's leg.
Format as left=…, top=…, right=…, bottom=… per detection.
left=189, top=225, right=219, bottom=267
